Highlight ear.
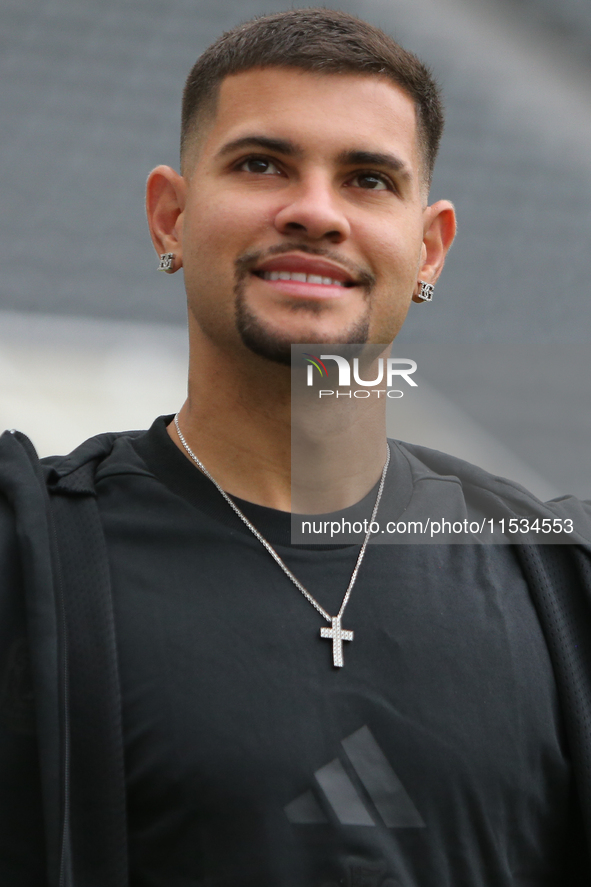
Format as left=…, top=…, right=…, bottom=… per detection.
left=412, top=200, right=457, bottom=303
left=146, top=165, right=186, bottom=273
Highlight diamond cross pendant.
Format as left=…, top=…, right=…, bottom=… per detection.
left=320, top=616, right=354, bottom=668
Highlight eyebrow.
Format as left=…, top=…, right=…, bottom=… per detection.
left=335, top=149, right=411, bottom=181
left=215, top=135, right=302, bottom=160
left=215, top=136, right=412, bottom=180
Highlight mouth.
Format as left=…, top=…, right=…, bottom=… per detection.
left=251, top=254, right=361, bottom=298
left=254, top=270, right=353, bottom=287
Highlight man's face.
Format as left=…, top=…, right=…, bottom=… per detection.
left=179, top=68, right=428, bottom=362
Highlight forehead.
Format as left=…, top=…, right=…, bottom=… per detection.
left=195, top=68, right=421, bottom=177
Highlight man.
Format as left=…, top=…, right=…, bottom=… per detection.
left=1, top=8, right=590, bottom=886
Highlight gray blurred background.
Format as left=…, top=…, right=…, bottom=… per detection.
left=1, top=0, right=590, bottom=498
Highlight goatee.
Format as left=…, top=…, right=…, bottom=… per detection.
left=233, top=243, right=374, bottom=365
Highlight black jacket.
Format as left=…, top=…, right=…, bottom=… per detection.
left=1, top=426, right=591, bottom=885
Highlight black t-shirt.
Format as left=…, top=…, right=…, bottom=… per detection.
left=94, top=416, right=582, bottom=886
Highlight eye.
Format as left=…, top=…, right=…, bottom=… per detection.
left=238, top=156, right=282, bottom=175
left=347, top=172, right=392, bottom=191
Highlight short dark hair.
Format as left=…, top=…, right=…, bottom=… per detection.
left=181, top=8, right=444, bottom=184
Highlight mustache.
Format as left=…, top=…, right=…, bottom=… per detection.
left=234, top=242, right=376, bottom=291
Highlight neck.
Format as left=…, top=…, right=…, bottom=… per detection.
left=169, top=329, right=390, bottom=513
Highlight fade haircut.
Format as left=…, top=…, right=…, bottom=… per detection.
left=181, top=8, right=444, bottom=185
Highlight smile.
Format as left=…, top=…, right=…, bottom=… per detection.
left=250, top=253, right=363, bottom=297
left=256, top=271, right=350, bottom=287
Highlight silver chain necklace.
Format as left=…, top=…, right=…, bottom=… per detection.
left=174, top=414, right=390, bottom=668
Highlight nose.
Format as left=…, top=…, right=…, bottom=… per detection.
left=273, top=173, right=351, bottom=243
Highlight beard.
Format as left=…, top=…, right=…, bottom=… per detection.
left=235, top=293, right=371, bottom=366
left=233, top=244, right=374, bottom=366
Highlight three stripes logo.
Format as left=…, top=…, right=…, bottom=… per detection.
left=284, top=725, right=425, bottom=829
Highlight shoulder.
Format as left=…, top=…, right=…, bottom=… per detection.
left=0, top=425, right=152, bottom=508
left=392, top=438, right=591, bottom=545
left=41, top=428, right=146, bottom=478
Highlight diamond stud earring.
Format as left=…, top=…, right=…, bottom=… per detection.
left=158, top=253, right=175, bottom=272
left=416, top=280, right=434, bottom=301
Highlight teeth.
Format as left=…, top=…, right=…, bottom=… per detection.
left=260, top=271, right=346, bottom=286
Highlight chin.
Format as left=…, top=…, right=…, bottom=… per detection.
left=235, top=298, right=371, bottom=366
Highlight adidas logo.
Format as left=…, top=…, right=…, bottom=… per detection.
left=284, top=725, right=425, bottom=829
